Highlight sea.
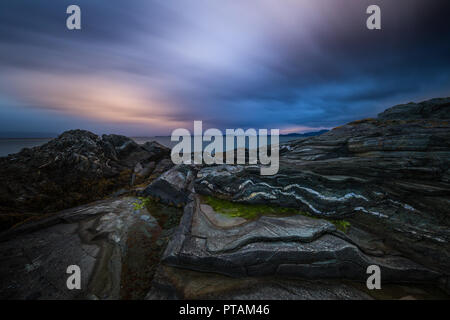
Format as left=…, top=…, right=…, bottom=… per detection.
left=0, top=136, right=301, bottom=157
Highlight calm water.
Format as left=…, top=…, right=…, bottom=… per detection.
left=0, top=136, right=299, bottom=157
left=0, top=138, right=53, bottom=157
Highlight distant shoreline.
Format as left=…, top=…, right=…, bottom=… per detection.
left=0, top=130, right=329, bottom=157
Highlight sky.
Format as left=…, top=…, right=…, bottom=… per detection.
left=0, top=0, right=449, bottom=137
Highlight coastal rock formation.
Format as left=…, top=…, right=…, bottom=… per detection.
left=194, top=97, right=450, bottom=275
left=147, top=265, right=375, bottom=300
left=0, top=196, right=181, bottom=299
left=147, top=264, right=449, bottom=300
left=0, top=130, right=171, bottom=230
left=161, top=196, right=441, bottom=283
left=1, top=98, right=449, bottom=300
left=140, top=165, right=199, bottom=207
left=377, top=97, right=450, bottom=120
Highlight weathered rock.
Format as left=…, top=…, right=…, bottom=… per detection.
left=0, top=130, right=171, bottom=230
left=2, top=97, right=449, bottom=300
left=141, top=165, right=198, bottom=206
left=193, top=98, right=450, bottom=274
left=377, top=97, right=450, bottom=120
left=146, top=265, right=374, bottom=300
left=147, top=265, right=449, bottom=300
left=162, top=196, right=441, bottom=284
left=0, top=196, right=174, bottom=299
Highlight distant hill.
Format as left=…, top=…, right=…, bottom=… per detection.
left=281, top=129, right=329, bottom=137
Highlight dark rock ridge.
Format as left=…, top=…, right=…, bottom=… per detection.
left=378, top=97, right=450, bottom=120
left=0, top=130, right=172, bottom=230
left=193, top=97, right=450, bottom=275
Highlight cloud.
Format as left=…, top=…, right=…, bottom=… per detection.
left=0, top=0, right=449, bottom=135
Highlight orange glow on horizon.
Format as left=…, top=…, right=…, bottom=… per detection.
left=4, top=71, right=189, bottom=131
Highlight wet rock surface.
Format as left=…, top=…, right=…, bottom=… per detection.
left=0, top=130, right=171, bottom=230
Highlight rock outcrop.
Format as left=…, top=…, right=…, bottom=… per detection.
left=193, top=98, right=450, bottom=276
left=0, top=130, right=172, bottom=230
left=147, top=265, right=375, bottom=300
left=1, top=98, right=449, bottom=300
left=0, top=196, right=182, bottom=299
left=161, top=196, right=441, bottom=283
left=377, top=97, right=450, bottom=120
left=140, top=165, right=198, bottom=207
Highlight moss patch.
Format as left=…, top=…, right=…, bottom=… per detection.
left=202, top=195, right=351, bottom=233
left=202, top=195, right=300, bottom=220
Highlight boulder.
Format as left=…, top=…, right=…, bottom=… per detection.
left=141, top=165, right=198, bottom=207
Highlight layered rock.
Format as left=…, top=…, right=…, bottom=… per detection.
left=193, top=98, right=450, bottom=274
left=377, top=97, right=450, bottom=120
left=161, top=196, right=441, bottom=284
left=140, top=165, right=199, bottom=207
left=147, top=265, right=375, bottom=300
left=0, top=130, right=172, bottom=230
left=147, top=265, right=449, bottom=300
left=1, top=98, right=449, bottom=300
left=0, top=196, right=182, bottom=299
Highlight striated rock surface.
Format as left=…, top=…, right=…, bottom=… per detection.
left=140, top=165, right=198, bottom=207
left=0, top=130, right=172, bottom=230
left=147, top=265, right=375, bottom=300
left=162, top=196, right=441, bottom=284
left=0, top=196, right=181, bottom=299
left=194, top=98, right=450, bottom=275
left=147, top=264, right=449, bottom=300
left=1, top=98, right=449, bottom=300
left=377, top=97, right=450, bottom=120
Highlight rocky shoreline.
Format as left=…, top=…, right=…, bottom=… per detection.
left=0, top=98, right=449, bottom=299
left=0, top=130, right=173, bottom=231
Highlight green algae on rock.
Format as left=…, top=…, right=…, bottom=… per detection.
left=202, top=195, right=351, bottom=233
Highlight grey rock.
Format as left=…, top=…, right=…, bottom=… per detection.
left=193, top=97, right=450, bottom=274
left=0, top=130, right=171, bottom=230
left=0, top=197, right=162, bottom=299
left=162, top=196, right=441, bottom=283
left=141, top=165, right=198, bottom=206
left=146, top=265, right=374, bottom=300
left=378, top=97, right=450, bottom=120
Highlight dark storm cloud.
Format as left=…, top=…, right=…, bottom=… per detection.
left=0, top=0, right=449, bottom=135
